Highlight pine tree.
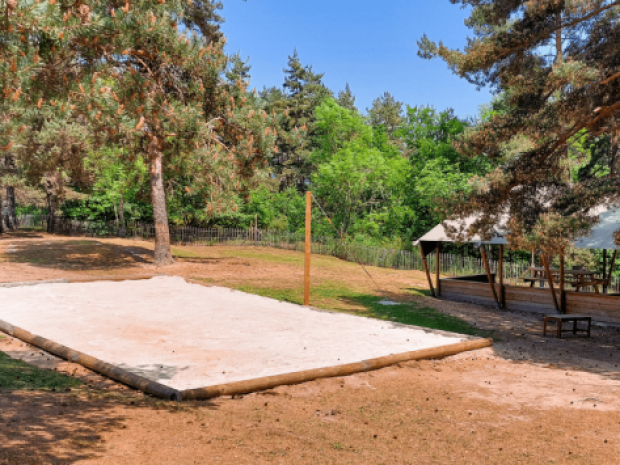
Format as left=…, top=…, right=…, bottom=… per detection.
left=419, top=1, right=620, bottom=252
left=337, top=83, right=357, bottom=113
left=226, top=53, right=251, bottom=85
left=6, top=0, right=276, bottom=264
left=367, top=92, right=404, bottom=139
left=267, top=50, right=332, bottom=190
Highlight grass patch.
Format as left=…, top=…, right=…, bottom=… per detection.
left=219, top=248, right=306, bottom=265
left=172, top=248, right=209, bottom=259
left=236, top=283, right=490, bottom=337
left=0, top=351, right=82, bottom=391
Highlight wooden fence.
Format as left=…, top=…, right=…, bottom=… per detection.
left=15, top=214, right=619, bottom=292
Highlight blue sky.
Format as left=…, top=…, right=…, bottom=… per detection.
left=220, top=0, right=494, bottom=119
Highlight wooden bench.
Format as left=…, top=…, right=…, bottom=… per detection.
left=543, top=314, right=592, bottom=339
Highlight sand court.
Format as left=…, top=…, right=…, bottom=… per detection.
left=0, top=276, right=475, bottom=393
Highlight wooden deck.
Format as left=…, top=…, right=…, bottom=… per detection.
left=441, top=277, right=620, bottom=324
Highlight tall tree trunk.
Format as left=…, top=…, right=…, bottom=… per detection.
left=0, top=190, right=4, bottom=234
left=46, top=191, right=56, bottom=233
left=118, top=193, right=126, bottom=238
left=149, top=139, right=173, bottom=266
left=611, top=130, right=619, bottom=178
left=6, top=186, right=16, bottom=230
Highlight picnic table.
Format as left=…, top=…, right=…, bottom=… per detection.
left=521, top=267, right=604, bottom=293
left=543, top=314, right=592, bottom=338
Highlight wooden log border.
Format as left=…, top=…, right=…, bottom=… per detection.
left=0, top=276, right=493, bottom=401
left=181, top=338, right=493, bottom=400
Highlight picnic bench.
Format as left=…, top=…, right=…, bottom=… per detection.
left=521, top=267, right=606, bottom=293
left=543, top=314, right=592, bottom=339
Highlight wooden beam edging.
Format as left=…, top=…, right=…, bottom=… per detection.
left=0, top=318, right=181, bottom=401
left=180, top=338, right=493, bottom=401
left=66, top=274, right=166, bottom=283
left=419, top=244, right=436, bottom=297
left=541, top=254, right=561, bottom=313
left=479, top=246, right=501, bottom=309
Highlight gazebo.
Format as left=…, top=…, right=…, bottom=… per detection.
left=414, top=205, right=620, bottom=324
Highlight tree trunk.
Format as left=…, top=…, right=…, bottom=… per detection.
left=46, top=191, right=56, bottom=233
left=611, top=130, right=619, bottom=178
left=0, top=190, right=4, bottom=234
left=118, top=193, right=126, bottom=238
left=6, top=186, right=16, bottom=230
left=149, top=140, right=173, bottom=266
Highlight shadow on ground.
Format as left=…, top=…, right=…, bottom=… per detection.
left=1, top=239, right=153, bottom=271
left=0, top=390, right=125, bottom=464
left=0, top=231, right=44, bottom=240
left=427, top=296, right=620, bottom=380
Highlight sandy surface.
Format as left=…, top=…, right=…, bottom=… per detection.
left=0, top=276, right=463, bottom=390
left=2, top=234, right=620, bottom=464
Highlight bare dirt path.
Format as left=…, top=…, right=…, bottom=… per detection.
left=1, top=233, right=619, bottom=464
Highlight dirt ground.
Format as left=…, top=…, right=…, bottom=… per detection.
left=1, top=232, right=620, bottom=464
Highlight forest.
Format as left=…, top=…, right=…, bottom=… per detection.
left=0, top=0, right=618, bottom=266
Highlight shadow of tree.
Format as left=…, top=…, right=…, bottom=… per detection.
left=0, top=390, right=126, bottom=464
left=0, top=231, right=44, bottom=240
left=424, top=295, right=620, bottom=380
left=338, top=294, right=489, bottom=337
left=117, top=363, right=190, bottom=382
left=4, top=240, right=153, bottom=271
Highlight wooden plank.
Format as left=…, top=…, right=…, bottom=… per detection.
left=565, top=292, right=620, bottom=304
left=566, top=305, right=620, bottom=322
left=441, top=280, right=490, bottom=291
left=565, top=298, right=620, bottom=312
left=441, top=282, right=496, bottom=297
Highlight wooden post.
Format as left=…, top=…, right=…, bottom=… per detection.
left=304, top=191, right=312, bottom=306
left=498, top=244, right=505, bottom=309
left=541, top=254, right=561, bottom=313
left=435, top=243, right=442, bottom=297
left=480, top=245, right=500, bottom=309
left=560, top=252, right=566, bottom=313
left=419, top=244, right=436, bottom=298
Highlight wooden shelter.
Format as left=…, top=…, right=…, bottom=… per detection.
left=414, top=206, right=620, bottom=324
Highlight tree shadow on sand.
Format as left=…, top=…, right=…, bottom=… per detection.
left=2, top=240, right=154, bottom=271
left=0, top=389, right=127, bottom=464
left=409, top=292, right=620, bottom=381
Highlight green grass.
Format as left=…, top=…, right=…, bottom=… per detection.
left=236, top=283, right=490, bottom=337
left=0, top=351, right=82, bottom=391
left=219, top=248, right=306, bottom=265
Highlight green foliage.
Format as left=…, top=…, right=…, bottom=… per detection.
left=310, top=99, right=412, bottom=241
left=236, top=284, right=486, bottom=337
left=397, top=106, right=493, bottom=238
left=367, top=92, right=404, bottom=140
left=265, top=50, right=332, bottom=190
